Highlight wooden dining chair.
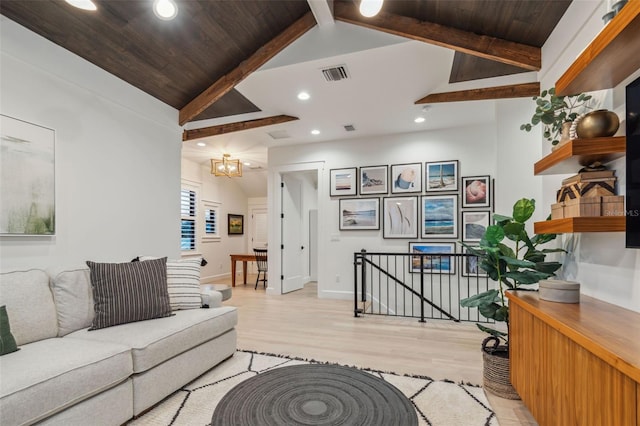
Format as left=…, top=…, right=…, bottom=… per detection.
left=253, top=248, right=268, bottom=290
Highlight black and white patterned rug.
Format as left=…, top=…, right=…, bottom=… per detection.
left=129, top=350, right=499, bottom=426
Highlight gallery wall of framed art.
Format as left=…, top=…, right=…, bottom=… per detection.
left=329, top=160, right=494, bottom=248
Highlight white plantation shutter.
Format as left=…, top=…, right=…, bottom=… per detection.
left=181, top=188, right=196, bottom=251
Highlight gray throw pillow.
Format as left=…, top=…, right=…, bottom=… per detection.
left=86, top=257, right=172, bottom=330
left=0, top=305, right=19, bottom=355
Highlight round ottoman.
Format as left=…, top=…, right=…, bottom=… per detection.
left=203, top=284, right=232, bottom=301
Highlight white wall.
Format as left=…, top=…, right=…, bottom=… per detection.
left=538, top=1, right=640, bottom=312
left=269, top=123, right=497, bottom=299
left=181, top=159, right=249, bottom=281
left=0, top=17, right=181, bottom=270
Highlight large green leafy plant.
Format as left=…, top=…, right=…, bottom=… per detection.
left=460, top=199, right=563, bottom=345
left=520, top=87, right=592, bottom=146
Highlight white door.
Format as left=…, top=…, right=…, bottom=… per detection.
left=309, top=209, right=318, bottom=281
left=250, top=207, right=268, bottom=249
left=281, top=174, right=304, bottom=293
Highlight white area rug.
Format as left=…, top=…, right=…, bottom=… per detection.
left=128, top=350, right=499, bottom=426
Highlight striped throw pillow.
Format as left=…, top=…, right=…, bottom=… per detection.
left=87, top=258, right=172, bottom=330
left=139, top=257, right=203, bottom=310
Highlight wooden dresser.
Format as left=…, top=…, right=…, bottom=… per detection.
left=506, top=291, right=640, bottom=425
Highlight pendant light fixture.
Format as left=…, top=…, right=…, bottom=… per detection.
left=211, top=154, right=243, bottom=178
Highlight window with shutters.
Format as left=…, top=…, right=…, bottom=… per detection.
left=180, top=188, right=196, bottom=251
left=202, top=200, right=221, bottom=242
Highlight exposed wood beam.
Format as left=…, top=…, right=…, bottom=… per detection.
left=333, top=2, right=540, bottom=71
left=182, top=115, right=299, bottom=141
left=415, top=82, right=540, bottom=104
left=179, top=12, right=317, bottom=126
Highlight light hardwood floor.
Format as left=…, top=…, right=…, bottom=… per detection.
left=206, top=277, right=537, bottom=425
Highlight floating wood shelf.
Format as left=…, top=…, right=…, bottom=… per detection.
left=534, top=216, right=625, bottom=234
left=555, top=1, right=640, bottom=95
left=533, top=136, right=626, bottom=175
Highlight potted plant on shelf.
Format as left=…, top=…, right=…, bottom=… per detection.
left=520, top=87, right=593, bottom=147
left=460, top=198, right=563, bottom=399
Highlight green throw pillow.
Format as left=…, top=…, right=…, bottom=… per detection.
left=0, top=305, right=19, bottom=355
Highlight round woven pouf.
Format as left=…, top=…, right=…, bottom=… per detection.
left=212, top=364, right=418, bottom=426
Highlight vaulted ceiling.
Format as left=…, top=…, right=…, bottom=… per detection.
left=1, top=0, right=572, bottom=193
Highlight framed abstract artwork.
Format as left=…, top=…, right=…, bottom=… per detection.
left=462, top=246, right=488, bottom=277
left=339, top=198, right=380, bottom=230
left=383, top=196, right=418, bottom=238
left=421, top=195, right=458, bottom=238
left=408, top=242, right=456, bottom=274
left=425, top=160, right=459, bottom=192
left=462, top=175, right=491, bottom=208
left=390, top=163, right=422, bottom=194
left=461, top=210, right=490, bottom=242
left=360, top=165, right=388, bottom=195
left=0, top=115, right=55, bottom=235
left=330, top=167, right=357, bottom=196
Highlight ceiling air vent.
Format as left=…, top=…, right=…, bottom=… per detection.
left=344, top=124, right=356, bottom=132
left=322, top=65, right=349, bottom=82
left=267, top=130, right=291, bottom=140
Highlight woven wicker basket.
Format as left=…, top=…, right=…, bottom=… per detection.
left=481, top=337, right=520, bottom=400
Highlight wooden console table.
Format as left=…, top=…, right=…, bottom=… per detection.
left=507, top=291, right=640, bottom=425
left=229, top=254, right=257, bottom=287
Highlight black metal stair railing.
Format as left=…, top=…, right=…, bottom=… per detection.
left=353, top=249, right=493, bottom=323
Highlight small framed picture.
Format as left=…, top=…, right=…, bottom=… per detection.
left=462, top=211, right=490, bottom=242
left=421, top=195, right=458, bottom=238
left=390, top=163, right=422, bottom=194
left=360, top=165, right=388, bottom=195
left=383, top=196, right=418, bottom=238
left=330, top=168, right=357, bottom=197
left=462, top=246, right=488, bottom=277
left=425, top=160, right=459, bottom=192
left=339, top=198, right=380, bottom=230
left=228, top=214, right=244, bottom=235
left=462, top=175, right=491, bottom=208
left=408, top=242, right=456, bottom=274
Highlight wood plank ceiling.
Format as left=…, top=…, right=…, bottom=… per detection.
left=0, top=0, right=571, bottom=131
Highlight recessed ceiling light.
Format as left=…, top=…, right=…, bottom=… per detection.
left=359, top=0, right=384, bottom=17
left=311, top=129, right=320, bottom=135
left=64, top=0, right=97, bottom=11
left=153, top=0, right=178, bottom=20
left=297, top=91, right=310, bottom=101
left=196, top=142, right=206, bottom=147
left=243, top=162, right=251, bottom=166
left=414, top=117, right=426, bottom=123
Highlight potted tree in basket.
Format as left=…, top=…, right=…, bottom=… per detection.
left=520, top=87, right=592, bottom=147
left=460, top=198, right=563, bottom=399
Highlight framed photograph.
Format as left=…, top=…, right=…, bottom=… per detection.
left=360, top=165, right=388, bottom=195
left=330, top=168, right=357, bottom=196
left=339, top=198, right=380, bottom=230
left=462, top=211, right=490, bottom=242
left=228, top=214, right=244, bottom=235
left=383, top=196, right=418, bottom=238
left=462, top=246, right=488, bottom=277
left=409, top=242, right=456, bottom=274
left=390, top=163, right=422, bottom=194
left=1, top=115, right=56, bottom=235
left=462, top=175, right=491, bottom=208
left=421, top=195, right=458, bottom=238
left=425, top=160, right=459, bottom=192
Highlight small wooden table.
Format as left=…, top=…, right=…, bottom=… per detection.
left=230, top=254, right=258, bottom=287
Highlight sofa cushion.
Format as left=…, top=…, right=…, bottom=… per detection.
left=67, top=306, right=237, bottom=373
left=87, top=258, right=172, bottom=330
left=0, top=337, right=132, bottom=426
left=0, top=305, right=19, bottom=355
left=0, top=269, right=58, bottom=344
left=140, top=256, right=203, bottom=310
left=49, top=268, right=94, bottom=336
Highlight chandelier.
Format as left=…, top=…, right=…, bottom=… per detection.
left=211, top=154, right=242, bottom=177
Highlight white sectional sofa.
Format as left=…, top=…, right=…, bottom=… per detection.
left=0, top=267, right=237, bottom=426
